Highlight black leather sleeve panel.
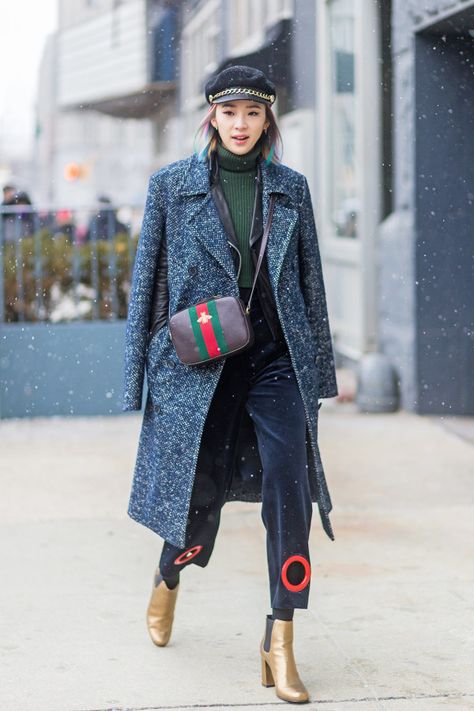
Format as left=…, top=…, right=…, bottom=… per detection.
left=148, top=233, right=169, bottom=336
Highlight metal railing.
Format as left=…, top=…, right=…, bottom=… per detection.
left=0, top=203, right=143, bottom=324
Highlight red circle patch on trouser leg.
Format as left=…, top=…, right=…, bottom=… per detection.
left=281, top=555, right=311, bottom=592
left=174, top=545, right=203, bottom=565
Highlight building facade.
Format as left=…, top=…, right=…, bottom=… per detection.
left=34, top=0, right=179, bottom=207
left=380, top=0, right=473, bottom=413
left=32, top=0, right=473, bottom=415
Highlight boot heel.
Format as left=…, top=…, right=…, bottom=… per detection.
left=261, top=655, right=275, bottom=687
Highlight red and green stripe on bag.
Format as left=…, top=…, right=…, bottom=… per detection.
left=188, top=299, right=230, bottom=360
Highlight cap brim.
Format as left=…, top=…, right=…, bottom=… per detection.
left=211, top=93, right=271, bottom=105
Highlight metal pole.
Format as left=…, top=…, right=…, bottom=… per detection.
left=14, top=218, right=25, bottom=322
left=0, top=209, right=4, bottom=323
left=33, top=212, right=43, bottom=321
left=107, top=209, right=120, bottom=319
left=90, top=216, right=100, bottom=320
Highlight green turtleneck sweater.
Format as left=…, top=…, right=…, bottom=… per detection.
left=216, top=137, right=262, bottom=287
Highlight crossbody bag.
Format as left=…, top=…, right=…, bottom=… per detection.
left=168, top=195, right=276, bottom=365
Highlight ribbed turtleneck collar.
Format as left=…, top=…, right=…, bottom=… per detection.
left=216, top=135, right=262, bottom=172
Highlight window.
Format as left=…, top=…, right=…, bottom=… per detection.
left=227, top=0, right=293, bottom=56
left=182, top=0, right=220, bottom=106
left=328, top=0, right=358, bottom=238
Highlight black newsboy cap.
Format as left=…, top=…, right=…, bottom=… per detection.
left=205, top=65, right=276, bottom=106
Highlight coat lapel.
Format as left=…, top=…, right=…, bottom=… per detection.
left=178, top=155, right=236, bottom=280
left=259, top=158, right=299, bottom=290
left=177, top=153, right=299, bottom=287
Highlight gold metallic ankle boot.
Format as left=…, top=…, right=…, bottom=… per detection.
left=146, top=568, right=179, bottom=647
left=260, top=616, right=309, bottom=703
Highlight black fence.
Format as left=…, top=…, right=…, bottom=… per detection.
left=0, top=203, right=142, bottom=323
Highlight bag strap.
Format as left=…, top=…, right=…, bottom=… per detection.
left=244, top=194, right=276, bottom=314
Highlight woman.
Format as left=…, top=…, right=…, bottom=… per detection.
left=122, top=65, right=338, bottom=704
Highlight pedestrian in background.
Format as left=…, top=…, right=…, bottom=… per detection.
left=52, top=209, right=75, bottom=241
left=1, top=188, right=35, bottom=241
left=85, top=195, right=129, bottom=242
left=1, top=184, right=16, bottom=240
left=122, top=65, right=338, bottom=704
left=2, top=184, right=16, bottom=205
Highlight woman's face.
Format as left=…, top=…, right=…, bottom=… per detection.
left=210, top=100, right=270, bottom=155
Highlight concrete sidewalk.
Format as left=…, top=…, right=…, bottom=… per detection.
left=0, top=402, right=473, bottom=711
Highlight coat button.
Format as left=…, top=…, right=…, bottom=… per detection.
left=165, top=358, right=175, bottom=368
left=188, top=265, right=198, bottom=276
left=154, top=403, right=162, bottom=414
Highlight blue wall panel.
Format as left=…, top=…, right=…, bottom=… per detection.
left=0, top=321, right=143, bottom=418
left=415, top=28, right=474, bottom=414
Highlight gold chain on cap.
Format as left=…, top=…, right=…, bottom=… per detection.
left=209, top=87, right=275, bottom=103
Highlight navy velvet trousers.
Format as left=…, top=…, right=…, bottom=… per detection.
left=159, top=286, right=313, bottom=609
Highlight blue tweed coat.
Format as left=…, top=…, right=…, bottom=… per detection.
left=122, top=152, right=338, bottom=548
